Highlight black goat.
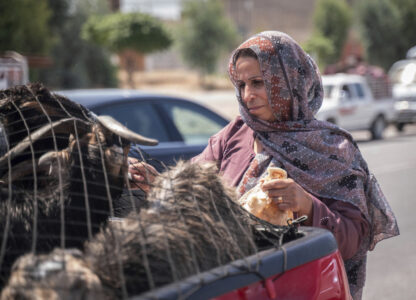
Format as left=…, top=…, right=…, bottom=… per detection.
left=0, top=83, right=157, bottom=286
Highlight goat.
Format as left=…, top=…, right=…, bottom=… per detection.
left=84, top=161, right=258, bottom=298
left=0, top=83, right=157, bottom=286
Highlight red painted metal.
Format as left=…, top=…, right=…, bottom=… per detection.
left=213, top=250, right=351, bottom=300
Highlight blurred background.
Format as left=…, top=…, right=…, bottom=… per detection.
left=1, top=0, right=414, bottom=93
left=1, top=0, right=416, bottom=298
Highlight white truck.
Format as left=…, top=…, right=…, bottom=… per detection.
left=316, top=73, right=396, bottom=139
left=388, top=48, right=416, bottom=132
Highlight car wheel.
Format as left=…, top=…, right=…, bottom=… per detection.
left=396, top=122, right=405, bottom=132
left=371, top=116, right=386, bottom=140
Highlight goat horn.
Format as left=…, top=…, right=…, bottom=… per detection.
left=38, top=150, right=69, bottom=169
left=97, top=115, right=158, bottom=146
left=0, top=118, right=87, bottom=168
left=0, top=151, right=62, bottom=184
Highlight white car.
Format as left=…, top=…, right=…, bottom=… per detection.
left=316, top=73, right=395, bottom=139
left=389, top=58, right=416, bottom=131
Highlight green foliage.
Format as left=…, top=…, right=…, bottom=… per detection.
left=313, top=0, right=352, bottom=65
left=357, top=0, right=404, bottom=70
left=82, top=12, right=172, bottom=53
left=0, top=0, right=52, bottom=54
left=390, top=0, right=416, bottom=57
left=177, top=0, right=240, bottom=76
left=303, top=34, right=335, bottom=71
left=35, top=0, right=118, bottom=88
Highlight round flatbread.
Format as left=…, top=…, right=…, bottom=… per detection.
left=238, top=167, right=293, bottom=225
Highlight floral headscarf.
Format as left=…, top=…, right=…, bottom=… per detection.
left=229, top=31, right=399, bottom=299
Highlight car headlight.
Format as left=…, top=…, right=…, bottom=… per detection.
left=394, top=100, right=410, bottom=110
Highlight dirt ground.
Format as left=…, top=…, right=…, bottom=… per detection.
left=118, top=69, right=234, bottom=92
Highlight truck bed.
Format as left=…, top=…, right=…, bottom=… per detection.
left=134, top=227, right=350, bottom=300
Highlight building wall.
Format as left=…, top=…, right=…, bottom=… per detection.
left=223, top=0, right=317, bottom=44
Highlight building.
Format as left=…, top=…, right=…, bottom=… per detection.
left=223, top=0, right=317, bottom=43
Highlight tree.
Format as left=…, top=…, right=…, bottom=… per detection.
left=35, top=0, right=118, bottom=89
left=82, top=13, right=172, bottom=53
left=390, top=0, right=416, bottom=57
left=357, top=0, right=404, bottom=70
left=0, top=0, right=52, bottom=54
left=82, top=12, right=172, bottom=87
left=309, top=0, right=352, bottom=66
left=303, top=34, right=335, bottom=71
left=177, top=0, right=239, bottom=86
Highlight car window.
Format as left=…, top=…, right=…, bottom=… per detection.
left=94, top=102, right=170, bottom=142
left=160, top=101, right=225, bottom=145
left=323, top=84, right=334, bottom=98
left=340, top=85, right=353, bottom=100
left=353, top=83, right=365, bottom=98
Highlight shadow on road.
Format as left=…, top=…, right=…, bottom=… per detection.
left=354, top=124, right=416, bottom=144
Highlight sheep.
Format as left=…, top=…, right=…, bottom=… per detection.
left=84, top=161, right=258, bottom=298
left=0, top=83, right=157, bottom=286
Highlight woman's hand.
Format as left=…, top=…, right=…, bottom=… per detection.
left=261, top=178, right=313, bottom=224
left=127, top=157, right=159, bottom=193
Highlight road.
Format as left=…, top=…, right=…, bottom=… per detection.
left=170, top=89, right=416, bottom=298
left=358, top=126, right=416, bottom=299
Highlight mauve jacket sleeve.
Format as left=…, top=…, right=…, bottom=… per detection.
left=310, top=196, right=369, bottom=260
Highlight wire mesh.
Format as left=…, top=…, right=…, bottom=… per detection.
left=0, top=83, right=300, bottom=299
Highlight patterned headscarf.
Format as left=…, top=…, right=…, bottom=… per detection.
left=229, top=31, right=399, bottom=299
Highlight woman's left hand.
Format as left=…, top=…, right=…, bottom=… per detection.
left=261, top=178, right=313, bottom=223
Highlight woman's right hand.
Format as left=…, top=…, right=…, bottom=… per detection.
left=261, top=178, right=313, bottom=225
left=127, top=157, right=159, bottom=193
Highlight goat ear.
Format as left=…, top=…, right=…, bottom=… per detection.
left=97, top=115, right=158, bottom=146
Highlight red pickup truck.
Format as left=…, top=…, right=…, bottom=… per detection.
left=137, top=226, right=351, bottom=300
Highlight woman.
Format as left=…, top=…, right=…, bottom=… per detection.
left=190, top=31, right=399, bottom=299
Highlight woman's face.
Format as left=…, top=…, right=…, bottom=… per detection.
left=235, top=56, right=276, bottom=122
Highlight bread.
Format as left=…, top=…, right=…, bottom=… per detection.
left=238, top=167, right=294, bottom=226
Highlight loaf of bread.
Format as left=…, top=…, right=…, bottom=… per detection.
left=238, top=167, right=293, bottom=225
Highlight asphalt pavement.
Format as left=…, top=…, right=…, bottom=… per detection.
left=358, top=125, right=416, bottom=300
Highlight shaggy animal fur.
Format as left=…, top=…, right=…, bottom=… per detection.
left=0, top=248, right=107, bottom=300
left=0, top=83, right=156, bottom=286
left=1, top=161, right=289, bottom=299
left=84, top=161, right=257, bottom=298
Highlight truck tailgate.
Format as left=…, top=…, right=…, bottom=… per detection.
left=134, top=227, right=350, bottom=300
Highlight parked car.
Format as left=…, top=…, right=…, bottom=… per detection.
left=315, top=73, right=396, bottom=139
left=389, top=57, right=416, bottom=131
left=55, top=89, right=229, bottom=168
